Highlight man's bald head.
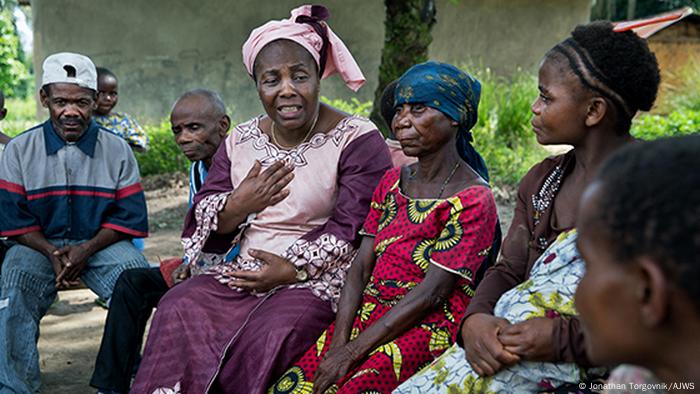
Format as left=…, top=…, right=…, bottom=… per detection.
left=173, top=89, right=226, bottom=118
left=171, top=89, right=230, bottom=167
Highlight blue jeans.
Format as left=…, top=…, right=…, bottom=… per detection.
left=0, top=239, right=149, bottom=394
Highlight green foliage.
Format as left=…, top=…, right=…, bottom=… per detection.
left=666, top=62, right=700, bottom=112
left=632, top=109, right=700, bottom=140
left=321, top=96, right=372, bottom=117
left=470, top=68, right=548, bottom=186
left=0, top=9, right=30, bottom=97
left=5, top=68, right=694, bottom=184
left=135, top=120, right=190, bottom=176
left=474, top=68, right=539, bottom=144
left=3, top=95, right=37, bottom=136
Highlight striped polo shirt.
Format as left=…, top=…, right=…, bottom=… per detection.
left=0, top=119, right=148, bottom=240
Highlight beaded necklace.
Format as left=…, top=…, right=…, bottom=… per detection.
left=531, top=165, right=564, bottom=227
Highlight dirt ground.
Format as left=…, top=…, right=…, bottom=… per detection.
left=38, top=174, right=517, bottom=394
left=39, top=175, right=188, bottom=394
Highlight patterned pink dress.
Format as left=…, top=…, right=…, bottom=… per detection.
left=131, top=116, right=392, bottom=394
left=270, top=167, right=498, bottom=393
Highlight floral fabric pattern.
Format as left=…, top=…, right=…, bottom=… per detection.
left=181, top=192, right=231, bottom=273
left=394, top=230, right=597, bottom=393
left=235, top=116, right=361, bottom=167
left=269, top=168, right=497, bottom=393
left=94, top=112, right=149, bottom=150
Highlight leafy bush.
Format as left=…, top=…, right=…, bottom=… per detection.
left=3, top=95, right=37, bottom=136
left=0, top=10, right=30, bottom=97
left=135, top=120, right=190, bottom=176
left=321, top=96, right=372, bottom=117
left=632, top=109, right=700, bottom=140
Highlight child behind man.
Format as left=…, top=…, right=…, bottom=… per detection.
left=94, top=67, right=149, bottom=152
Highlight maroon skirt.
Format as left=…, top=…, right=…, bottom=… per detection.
left=131, top=275, right=334, bottom=394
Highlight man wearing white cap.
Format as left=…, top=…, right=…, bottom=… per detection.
left=0, top=52, right=150, bottom=393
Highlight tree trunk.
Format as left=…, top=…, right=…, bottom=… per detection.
left=369, top=0, right=436, bottom=135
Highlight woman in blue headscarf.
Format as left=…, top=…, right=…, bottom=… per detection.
left=269, top=62, right=500, bottom=393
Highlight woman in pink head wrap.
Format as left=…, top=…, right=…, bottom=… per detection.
left=130, top=5, right=392, bottom=394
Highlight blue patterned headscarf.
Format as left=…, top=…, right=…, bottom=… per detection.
left=394, top=61, right=489, bottom=182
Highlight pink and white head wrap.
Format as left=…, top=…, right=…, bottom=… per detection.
left=242, top=5, right=366, bottom=92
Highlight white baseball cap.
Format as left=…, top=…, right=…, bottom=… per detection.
left=41, top=52, right=97, bottom=91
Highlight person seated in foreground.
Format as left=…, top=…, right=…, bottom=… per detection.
left=0, top=52, right=150, bottom=394
left=93, top=66, right=149, bottom=152
left=89, top=89, right=230, bottom=394
left=394, top=21, right=661, bottom=393
left=575, top=135, right=700, bottom=394
left=270, top=61, right=499, bottom=394
left=130, top=5, right=392, bottom=394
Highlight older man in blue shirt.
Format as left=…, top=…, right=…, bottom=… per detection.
left=0, top=52, right=150, bottom=394
left=90, top=89, right=230, bottom=394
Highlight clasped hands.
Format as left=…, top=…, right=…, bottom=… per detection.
left=48, top=243, right=92, bottom=289
left=461, top=313, right=556, bottom=377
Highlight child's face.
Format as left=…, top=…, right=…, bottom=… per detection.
left=96, top=75, right=118, bottom=116
left=530, top=56, right=590, bottom=146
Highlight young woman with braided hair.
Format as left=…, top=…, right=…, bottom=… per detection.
left=395, top=20, right=661, bottom=393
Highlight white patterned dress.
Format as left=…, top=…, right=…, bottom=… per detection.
left=394, top=230, right=596, bottom=393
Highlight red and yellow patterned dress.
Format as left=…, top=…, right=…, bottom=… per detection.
left=269, top=168, right=498, bottom=393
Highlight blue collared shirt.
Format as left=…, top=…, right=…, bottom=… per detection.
left=0, top=120, right=149, bottom=239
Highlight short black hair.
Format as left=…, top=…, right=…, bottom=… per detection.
left=96, top=66, right=117, bottom=81
left=549, top=21, right=660, bottom=132
left=594, top=135, right=700, bottom=306
left=380, top=80, right=398, bottom=136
